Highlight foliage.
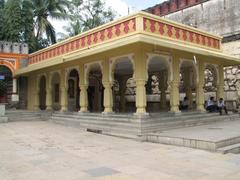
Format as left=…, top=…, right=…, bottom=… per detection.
left=2, top=0, right=22, bottom=42
left=0, top=0, right=70, bottom=52
left=0, top=0, right=4, bottom=39
left=33, top=0, right=70, bottom=44
left=0, top=0, right=116, bottom=52
left=61, top=0, right=116, bottom=39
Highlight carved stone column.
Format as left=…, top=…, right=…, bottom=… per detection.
left=196, top=60, right=205, bottom=112
left=169, top=54, right=180, bottom=113
left=60, top=69, right=67, bottom=112
left=216, top=65, right=225, bottom=100
left=46, top=74, right=52, bottom=110
left=79, top=84, right=88, bottom=112
left=103, top=81, right=113, bottom=113
left=135, top=79, right=147, bottom=114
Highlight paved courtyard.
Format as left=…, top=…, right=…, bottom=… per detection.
left=0, top=121, right=240, bottom=180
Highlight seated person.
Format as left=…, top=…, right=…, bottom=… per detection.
left=218, top=98, right=228, bottom=115
left=206, top=96, right=218, bottom=112
left=181, top=97, right=189, bottom=111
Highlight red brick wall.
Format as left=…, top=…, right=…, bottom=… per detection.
left=161, top=2, right=169, bottom=15
left=188, top=0, right=197, bottom=6
left=146, top=0, right=207, bottom=16
left=170, top=0, right=178, bottom=12
left=179, top=0, right=187, bottom=9
left=153, top=5, right=161, bottom=16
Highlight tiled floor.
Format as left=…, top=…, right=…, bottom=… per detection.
left=0, top=121, right=240, bottom=180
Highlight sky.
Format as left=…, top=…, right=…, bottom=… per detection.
left=53, top=0, right=165, bottom=36
left=105, top=0, right=165, bottom=16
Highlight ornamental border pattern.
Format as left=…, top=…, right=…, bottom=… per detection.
left=28, top=19, right=136, bottom=65
left=143, top=18, right=220, bottom=50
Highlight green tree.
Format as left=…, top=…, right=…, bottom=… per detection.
left=33, top=0, right=70, bottom=44
left=63, top=0, right=116, bottom=38
left=3, top=0, right=22, bottom=42
left=0, top=0, right=5, bottom=39
left=21, top=0, right=36, bottom=52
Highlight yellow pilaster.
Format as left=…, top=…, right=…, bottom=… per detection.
left=196, top=60, right=205, bottom=111
left=216, top=64, right=225, bottom=100
left=46, top=73, right=52, bottom=110
left=134, top=45, right=147, bottom=114
left=79, top=64, right=88, bottom=112
left=170, top=54, right=180, bottom=113
left=102, top=58, right=113, bottom=113
left=60, top=69, right=68, bottom=111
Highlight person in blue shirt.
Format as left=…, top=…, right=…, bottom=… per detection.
left=218, top=98, right=228, bottom=115
left=206, top=96, right=218, bottom=112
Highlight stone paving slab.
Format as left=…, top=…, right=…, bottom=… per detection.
left=0, top=121, right=240, bottom=180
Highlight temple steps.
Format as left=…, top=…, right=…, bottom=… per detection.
left=50, top=111, right=240, bottom=140
left=217, top=143, right=240, bottom=154
left=141, top=113, right=240, bottom=133
left=5, top=110, right=51, bottom=122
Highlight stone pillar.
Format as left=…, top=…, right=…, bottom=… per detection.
left=134, top=46, right=147, bottom=115
left=79, top=84, right=88, bottom=112
left=102, top=57, right=113, bottom=114
left=34, top=76, right=40, bottom=111
left=169, top=54, right=180, bottom=113
left=103, top=82, right=113, bottom=113
left=183, top=67, right=193, bottom=109
left=216, top=65, right=225, bottom=101
left=119, top=77, right=127, bottom=112
left=11, top=77, right=19, bottom=102
left=160, top=88, right=167, bottom=109
left=186, top=87, right=193, bottom=109
left=135, top=79, right=147, bottom=114
left=159, top=70, right=168, bottom=110
left=60, top=69, right=68, bottom=111
left=79, top=64, right=88, bottom=112
left=46, top=74, right=52, bottom=110
left=196, top=60, right=205, bottom=111
left=12, top=78, right=17, bottom=94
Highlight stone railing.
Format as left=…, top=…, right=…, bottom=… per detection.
left=27, top=12, right=222, bottom=67
left=0, top=41, right=28, bottom=54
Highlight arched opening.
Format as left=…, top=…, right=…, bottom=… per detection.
left=51, top=72, right=61, bottom=111
left=67, top=69, right=80, bottom=111
left=39, top=76, right=46, bottom=110
left=204, top=64, right=218, bottom=102
left=112, top=57, right=134, bottom=113
left=179, top=61, right=197, bottom=111
left=0, top=66, right=13, bottom=104
left=147, top=56, right=170, bottom=112
left=87, top=64, right=103, bottom=112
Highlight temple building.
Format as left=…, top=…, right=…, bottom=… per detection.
left=0, top=42, right=28, bottom=108
left=12, top=12, right=239, bottom=115
left=145, top=0, right=240, bottom=109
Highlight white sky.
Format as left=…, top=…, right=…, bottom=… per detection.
left=52, top=0, right=165, bottom=36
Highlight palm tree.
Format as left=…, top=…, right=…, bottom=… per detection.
left=33, top=0, right=70, bottom=44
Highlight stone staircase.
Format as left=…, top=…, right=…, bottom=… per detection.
left=4, top=110, right=240, bottom=154
left=51, top=111, right=240, bottom=140
left=50, top=112, right=141, bottom=139
left=141, top=113, right=240, bottom=154
left=5, top=110, right=51, bottom=122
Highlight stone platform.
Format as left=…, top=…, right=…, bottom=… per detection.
left=143, top=119, right=240, bottom=154
left=5, top=110, right=240, bottom=153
